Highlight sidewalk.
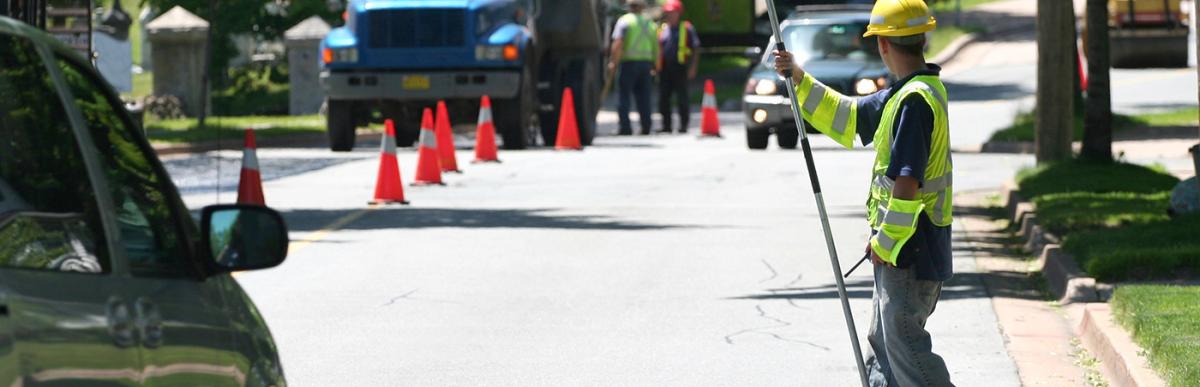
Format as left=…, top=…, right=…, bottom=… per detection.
left=956, top=190, right=1096, bottom=386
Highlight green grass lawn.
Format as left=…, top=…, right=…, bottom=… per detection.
left=929, top=0, right=1001, bottom=12
left=1064, top=214, right=1200, bottom=281
left=1033, top=191, right=1172, bottom=235
left=124, top=71, right=152, bottom=100
left=927, top=24, right=985, bottom=58
left=1016, top=159, right=1180, bottom=199
left=989, top=107, right=1200, bottom=142
left=1017, top=160, right=1187, bottom=280
left=145, top=115, right=345, bottom=144
left=1111, top=285, right=1200, bottom=386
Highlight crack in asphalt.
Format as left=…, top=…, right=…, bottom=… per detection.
left=758, top=259, right=778, bottom=283
left=724, top=304, right=831, bottom=351
left=382, top=288, right=420, bottom=306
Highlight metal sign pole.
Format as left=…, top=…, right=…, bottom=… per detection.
left=764, top=3, right=870, bottom=387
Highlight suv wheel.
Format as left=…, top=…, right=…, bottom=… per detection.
left=746, top=127, right=769, bottom=150
left=776, top=127, right=799, bottom=149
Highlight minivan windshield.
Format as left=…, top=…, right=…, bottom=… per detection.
left=762, top=22, right=880, bottom=66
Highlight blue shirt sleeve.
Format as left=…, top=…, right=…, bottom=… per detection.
left=885, top=94, right=934, bottom=186
left=854, top=89, right=889, bottom=146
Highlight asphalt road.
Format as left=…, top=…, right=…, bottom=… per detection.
left=162, top=3, right=1197, bottom=382
left=171, top=110, right=1031, bottom=386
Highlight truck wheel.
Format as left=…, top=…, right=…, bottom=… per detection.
left=776, top=127, right=799, bottom=149
left=327, top=100, right=356, bottom=152
left=383, top=104, right=420, bottom=147
left=497, top=64, right=537, bottom=149
left=747, top=128, right=769, bottom=150
left=576, top=56, right=601, bottom=146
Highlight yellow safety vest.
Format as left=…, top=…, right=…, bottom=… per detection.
left=658, top=21, right=693, bottom=65
left=619, top=13, right=657, bottom=62
left=792, top=73, right=952, bottom=265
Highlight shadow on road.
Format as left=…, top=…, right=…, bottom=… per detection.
left=280, top=207, right=696, bottom=232
left=727, top=269, right=1035, bottom=302
left=728, top=203, right=1046, bottom=303
left=943, top=81, right=1030, bottom=102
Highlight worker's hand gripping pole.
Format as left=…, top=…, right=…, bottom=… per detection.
left=764, top=3, right=869, bottom=387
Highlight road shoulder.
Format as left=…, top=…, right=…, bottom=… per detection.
left=957, top=190, right=1094, bottom=386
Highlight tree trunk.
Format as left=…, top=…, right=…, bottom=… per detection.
left=1036, top=0, right=1075, bottom=164
left=1082, top=0, right=1113, bottom=162
left=1194, top=0, right=1200, bottom=185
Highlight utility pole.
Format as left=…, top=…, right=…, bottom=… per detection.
left=197, top=0, right=216, bottom=128
left=1036, top=0, right=1075, bottom=163
left=1082, top=0, right=1112, bottom=163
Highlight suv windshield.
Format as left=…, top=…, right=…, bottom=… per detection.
left=762, top=22, right=880, bottom=65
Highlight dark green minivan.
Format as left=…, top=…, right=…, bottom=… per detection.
left=0, top=16, right=289, bottom=386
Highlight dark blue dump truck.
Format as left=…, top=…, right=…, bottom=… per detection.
left=321, top=0, right=610, bottom=151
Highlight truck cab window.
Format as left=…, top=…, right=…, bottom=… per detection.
left=0, top=33, right=108, bottom=273
left=54, top=56, right=195, bottom=278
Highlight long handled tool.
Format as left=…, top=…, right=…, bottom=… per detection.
left=764, top=3, right=869, bottom=386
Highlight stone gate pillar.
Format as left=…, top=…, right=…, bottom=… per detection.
left=285, top=16, right=331, bottom=115
left=146, top=6, right=209, bottom=117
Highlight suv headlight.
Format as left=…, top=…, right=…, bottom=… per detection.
left=855, top=78, right=879, bottom=95
left=754, top=79, right=778, bottom=96
left=322, top=47, right=358, bottom=64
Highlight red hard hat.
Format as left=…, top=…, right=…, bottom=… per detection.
left=662, top=0, right=684, bottom=13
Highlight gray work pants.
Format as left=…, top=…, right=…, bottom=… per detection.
left=864, top=263, right=954, bottom=387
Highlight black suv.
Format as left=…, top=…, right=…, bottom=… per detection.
left=743, top=5, right=890, bottom=149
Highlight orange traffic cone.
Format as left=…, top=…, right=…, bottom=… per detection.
left=700, top=79, right=722, bottom=138
left=473, top=95, right=500, bottom=163
left=369, top=119, right=410, bottom=205
left=555, top=87, right=582, bottom=150
left=434, top=101, right=462, bottom=173
left=237, top=128, right=265, bottom=205
left=412, top=108, right=444, bottom=186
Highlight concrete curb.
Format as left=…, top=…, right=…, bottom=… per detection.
left=929, top=32, right=979, bottom=65
left=1076, top=304, right=1168, bottom=387
left=1038, top=244, right=1102, bottom=304
left=1002, top=184, right=1165, bottom=386
left=152, top=131, right=380, bottom=156
left=981, top=140, right=1035, bottom=154
left=1004, top=184, right=1103, bottom=304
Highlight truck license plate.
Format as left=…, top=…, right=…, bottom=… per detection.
left=402, top=75, right=430, bottom=90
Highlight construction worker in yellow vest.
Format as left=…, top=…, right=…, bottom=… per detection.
left=775, top=1, right=954, bottom=386
left=608, top=0, right=658, bottom=135
left=655, top=0, right=700, bottom=134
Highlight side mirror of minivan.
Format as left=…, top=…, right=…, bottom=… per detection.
left=201, top=205, right=288, bottom=275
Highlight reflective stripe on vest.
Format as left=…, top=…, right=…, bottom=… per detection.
left=867, top=75, right=953, bottom=228
left=621, top=13, right=656, bottom=62
left=793, top=73, right=859, bottom=148
left=659, top=21, right=692, bottom=65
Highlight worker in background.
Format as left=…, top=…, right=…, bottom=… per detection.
left=608, top=0, right=657, bottom=135
left=655, top=0, right=699, bottom=134
left=774, top=0, right=954, bottom=385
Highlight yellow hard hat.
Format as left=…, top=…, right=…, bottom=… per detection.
left=862, top=0, right=937, bottom=38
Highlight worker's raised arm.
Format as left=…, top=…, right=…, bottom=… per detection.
left=773, top=50, right=859, bottom=149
